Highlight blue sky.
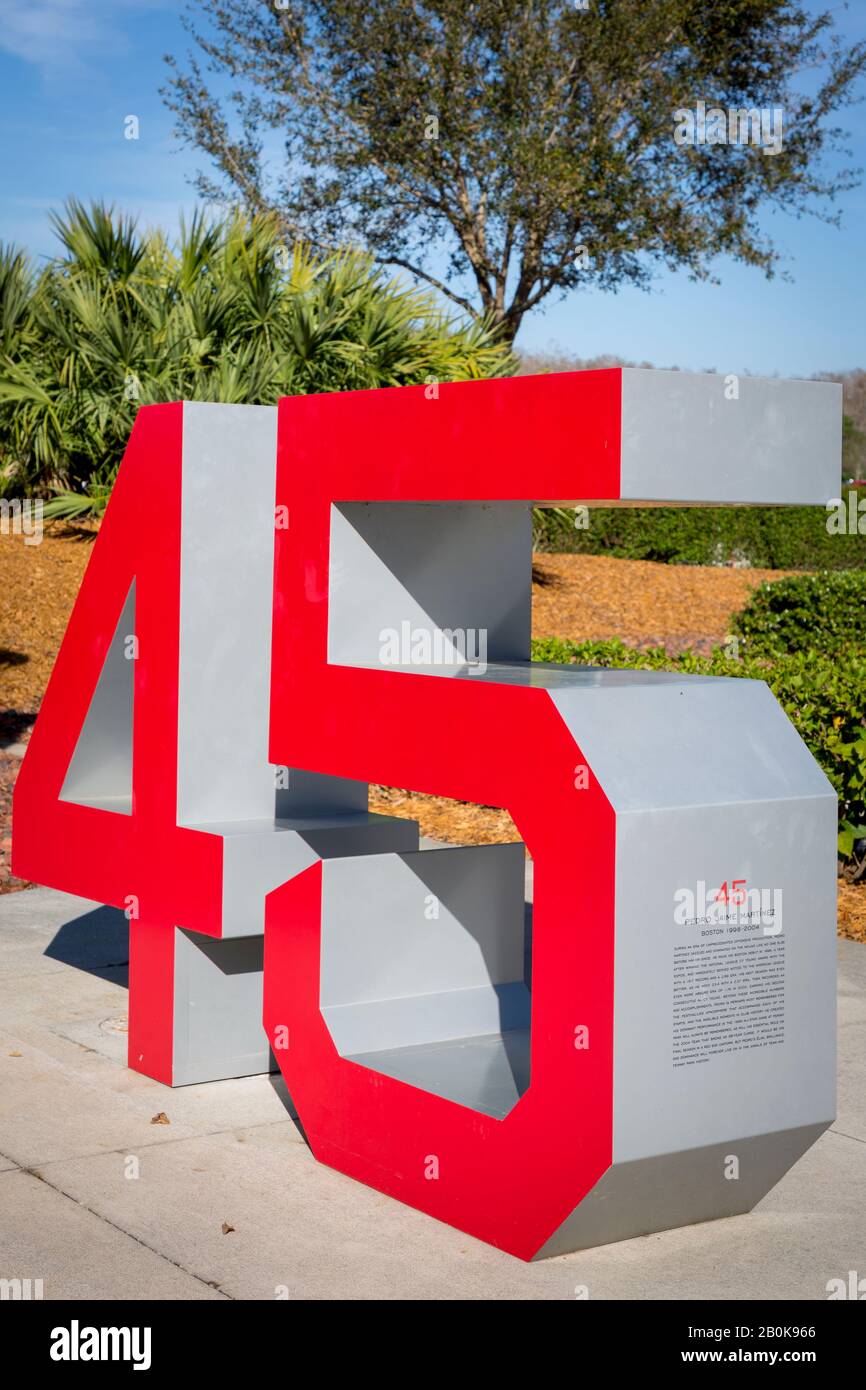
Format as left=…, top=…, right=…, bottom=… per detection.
left=0, top=0, right=863, bottom=376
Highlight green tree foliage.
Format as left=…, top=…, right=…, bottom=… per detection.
left=164, top=0, right=866, bottom=342
left=842, top=413, right=866, bottom=481
left=0, top=201, right=513, bottom=515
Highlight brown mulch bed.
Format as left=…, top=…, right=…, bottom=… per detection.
left=370, top=785, right=519, bottom=845
left=838, top=881, right=866, bottom=943
left=1, top=536, right=787, bottom=717
left=0, top=522, right=97, bottom=712
left=531, top=553, right=801, bottom=653
left=0, top=748, right=29, bottom=893
left=1, top=527, right=863, bottom=940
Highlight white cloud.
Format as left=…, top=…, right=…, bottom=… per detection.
left=0, top=0, right=169, bottom=76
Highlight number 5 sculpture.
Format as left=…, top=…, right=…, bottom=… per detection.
left=14, top=368, right=840, bottom=1259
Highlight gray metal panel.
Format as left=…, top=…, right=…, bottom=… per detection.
left=177, top=403, right=279, bottom=825
left=550, top=674, right=833, bottom=812
left=349, top=1028, right=531, bottom=1120
left=458, top=661, right=717, bottom=688
left=533, top=1124, right=828, bottom=1258
left=330, top=983, right=529, bottom=1058
left=172, top=927, right=274, bottom=1085
left=328, top=501, right=531, bottom=670
left=316, top=658, right=713, bottom=690
left=176, top=404, right=371, bottom=829
left=169, top=813, right=422, bottom=1084
left=547, top=670, right=835, bottom=1239
left=297, top=813, right=420, bottom=862
left=274, top=767, right=367, bottom=818
left=207, top=812, right=421, bottom=939
left=620, top=368, right=841, bottom=503
left=612, top=796, right=837, bottom=1163
left=60, top=581, right=135, bottom=813
left=220, top=826, right=318, bottom=942
left=320, top=843, right=527, bottom=1057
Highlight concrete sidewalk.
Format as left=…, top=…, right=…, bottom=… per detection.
left=0, top=885, right=863, bottom=1301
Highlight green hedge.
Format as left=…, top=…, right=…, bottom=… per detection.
left=732, top=570, right=866, bottom=656
left=531, top=632, right=866, bottom=862
left=533, top=493, right=866, bottom=570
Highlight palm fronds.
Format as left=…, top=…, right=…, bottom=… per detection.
left=0, top=201, right=514, bottom=515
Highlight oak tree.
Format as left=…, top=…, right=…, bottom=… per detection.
left=164, top=1, right=866, bottom=343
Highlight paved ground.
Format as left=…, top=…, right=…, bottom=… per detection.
left=0, top=886, right=864, bottom=1301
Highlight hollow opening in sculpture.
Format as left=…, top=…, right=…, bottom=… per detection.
left=321, top=500, right=534, bottom=1117
left=318, top=799, right=532, bottom=1120
left=327, top=500, right=532, bottom=675
left=60, top=579, right=135, bottom=814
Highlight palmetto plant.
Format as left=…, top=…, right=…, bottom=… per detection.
left=0, top=201, right=513, bottom=517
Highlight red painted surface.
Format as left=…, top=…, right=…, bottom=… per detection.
left=265, top=371, right=622, bottom=1258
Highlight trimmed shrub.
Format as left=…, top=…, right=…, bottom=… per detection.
left=533, top=497, right=866, bottom=571
left=732, top=570, right=866, bottom=656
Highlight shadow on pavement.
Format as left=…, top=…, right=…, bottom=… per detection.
left=44, top=904, right=129, bottom=986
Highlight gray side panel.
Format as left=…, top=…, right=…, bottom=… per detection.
left=275, top=767, right=367, bottom=818
left=60, top=581, right=135, bottom=813
left=169, top=814, right=422, bottom=1082
left=551, top=675, right=833, bottom=812
left=298, top=813, right=419, bottom=862
left=209, top=813, right=421, bottom=939
left=350, top=1029, right=531, bottom=1120
left=543, top=674, right=835, bottom=1253
left=320, top=844, right=527, bottom=1056
left=221, top=827, right=318, bottom=941
left=620, top=369, right=841, bottom=504
left=613, top=797, right=837, bottom=1163
left=172, top=927, right=274, bottom=1085
left=328, top=502, right=531, bottom=670
left=534, top=1124, right=828, bottom=1258
left=177, top=403, right=278, bottom=825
